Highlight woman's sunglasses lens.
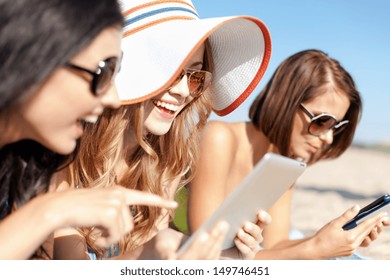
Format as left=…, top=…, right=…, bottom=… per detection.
left=188, top=72, right=205, bottom=96
left=309, top=116, right=337, bottom=135
left=188, top=71, right=212, bottom=97
left=95, top=59, right=116, bottom=96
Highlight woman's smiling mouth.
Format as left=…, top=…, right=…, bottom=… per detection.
left=153, top=100, right=180, bottom=119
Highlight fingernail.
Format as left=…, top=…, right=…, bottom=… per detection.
left=199, top=232, right=209, bottom=243
left=259, top=210, right=266, bottom=218
left=245, top=223, right=252, bottom=230
left=352, top=205, right=360, bottom=212
left=259, top=211, right=272, bottom=223
left=218, top=221, right=230, bottom=234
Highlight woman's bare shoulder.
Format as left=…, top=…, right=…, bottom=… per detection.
left=200, top=121, right=246, bottom=163
left=202, top=120, right=241, bottom=145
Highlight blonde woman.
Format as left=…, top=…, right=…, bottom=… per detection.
left=53, top=0, right=272, bottom=260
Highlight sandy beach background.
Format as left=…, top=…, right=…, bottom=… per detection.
left=292, top=146, right=390, bottom=259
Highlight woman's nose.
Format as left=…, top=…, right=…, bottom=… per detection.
left=319, top=129, right=334, bottom=145
left=101, top=83, right=121, bottom=109
left=168, top=74, right=191, bottom=99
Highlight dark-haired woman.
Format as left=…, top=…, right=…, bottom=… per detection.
left=0, top=0, right=176, bottom=259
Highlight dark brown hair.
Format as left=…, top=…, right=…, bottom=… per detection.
left=0, top=0, right=123, bottom=259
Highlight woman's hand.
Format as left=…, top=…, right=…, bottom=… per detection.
left=0, top=186, right=177, bottom=260
left=360, top=213, right=390, bottom=247
left=135, top=221, right=229, bottom=260
left=234, top=210, right=272, bottom=260
left=310, top=205, right=389, bottom=259
left=48, top=186, right=178, bottom=248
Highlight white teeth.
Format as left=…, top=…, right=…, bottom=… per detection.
left=83, top=115, right=98, bottom=124
left=154, top=100, right=179, bottom=112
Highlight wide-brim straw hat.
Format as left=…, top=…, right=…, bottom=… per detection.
left=116, top=0, right=271, bottom=116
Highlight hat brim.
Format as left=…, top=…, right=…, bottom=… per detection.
left=116, top=16, right=271, bottom=116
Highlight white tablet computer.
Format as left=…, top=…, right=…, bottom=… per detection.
left=177, top=152, right=306, bottom=256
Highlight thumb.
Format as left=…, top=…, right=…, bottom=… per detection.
left=124, top=189, right=178, bottom=209
left=257, top=210, right=272, bottom=225
left=338, top=205, right=360, bottom=224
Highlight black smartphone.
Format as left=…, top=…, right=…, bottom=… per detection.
left=343, top=194, right=390, bottom=230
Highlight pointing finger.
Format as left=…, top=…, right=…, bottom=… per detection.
left=124, top=189, right=178, bottom=209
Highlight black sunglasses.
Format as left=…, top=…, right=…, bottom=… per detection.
left=167, top=68, right=212, bottom=98
left=300, top=103, right=349, bottom=136
left=64, top=56, right=121, bottom=96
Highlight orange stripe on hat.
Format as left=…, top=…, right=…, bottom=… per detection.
left=122, top=0, right=199, bottom=36
left=123, top=0, right=196, bottom=17
left=123, top=16, right=194, bottom=37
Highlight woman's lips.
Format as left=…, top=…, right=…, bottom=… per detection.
left=153, top=100, right=180, bottom=120
left=308, top=144, right=319, bottom=154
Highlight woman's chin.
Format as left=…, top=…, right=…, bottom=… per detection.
left=47, top=139, right=77, bottom=155
left=146, top=125, right=172, bottom=136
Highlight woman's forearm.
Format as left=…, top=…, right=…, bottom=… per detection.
left=254, top=237, right=320, bottom=260
left=0, top=195, right=63, bottom=259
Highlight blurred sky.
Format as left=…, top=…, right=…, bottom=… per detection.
left=192, top=0, right=390, bottom=145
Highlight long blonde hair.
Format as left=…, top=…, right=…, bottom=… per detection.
left=68, top=42, right=213, bottom=257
